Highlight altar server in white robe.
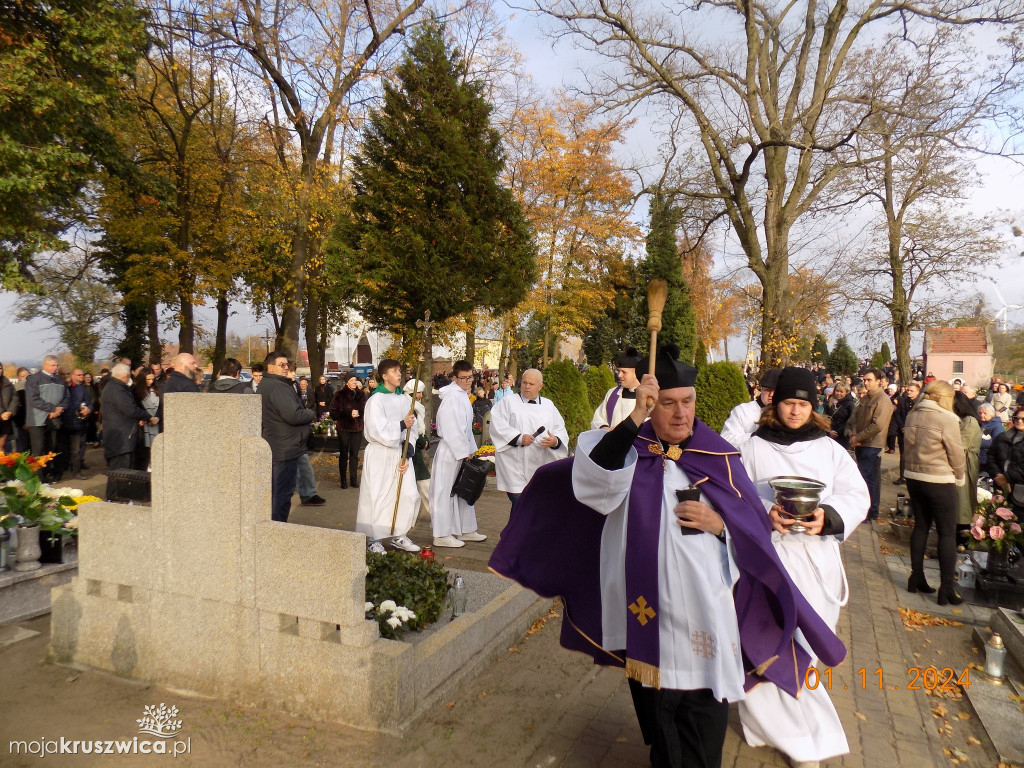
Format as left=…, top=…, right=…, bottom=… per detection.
left=490, top=368, right=569, bottom=508
left=737, top=366, right=869, bottom=768
left=720, top=368, right=780, bottom=447
left=591, top=348, right=643, bottom=430
left=356, top=359, right=421, bottom=554
left=430, top=360, right=487, bottom=548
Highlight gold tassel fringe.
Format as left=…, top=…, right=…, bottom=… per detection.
left=625, top=658, right=661, bottom=689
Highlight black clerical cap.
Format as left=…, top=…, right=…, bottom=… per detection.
left=616, top=348, right=642, bottom=369
left=759, top=368, right=781, bottom=389
left=637, top=344, right=697, bottom=389
left=773, top=366, right=817, bottom=405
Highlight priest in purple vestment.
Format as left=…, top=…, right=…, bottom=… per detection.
left=490, top=346, right=846, bottom=768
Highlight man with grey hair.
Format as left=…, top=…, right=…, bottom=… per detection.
left=100, top=364, right=157, bottom=499
left=489, top=368, right=569, bottom=509
left=25, top=354, right=70, bottom=479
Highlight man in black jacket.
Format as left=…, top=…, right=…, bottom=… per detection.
left=100, top=364, right=157, bottom=500
left=158, top=352, right=201, bottom=421
left=260, top=351, right=316, bottom=522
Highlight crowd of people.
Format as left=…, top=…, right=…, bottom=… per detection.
left=6, top=345, right=1024, bottom=768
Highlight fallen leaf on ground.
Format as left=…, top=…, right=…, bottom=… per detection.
left=967, top=737, right=981, bottom=746
left=899, top=608, right=964, bottom=630
left=957, top=712, right=971, bottom=720
left=855, top=712, right=867, bottom=721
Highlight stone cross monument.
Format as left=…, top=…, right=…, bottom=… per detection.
left=49, top=394, right=542, bottom=732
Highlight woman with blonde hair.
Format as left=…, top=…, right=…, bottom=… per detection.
left=903, top=380, right=966, bottom=604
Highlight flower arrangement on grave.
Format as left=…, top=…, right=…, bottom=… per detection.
left=311, top=415, right=335, bottom=435
left=472, top=419, right=483, bottom=435
left=473, top=444, right=495, bottom=459
left=0, top=452, right=99, bottom=536
left=365, top=552, right=451, bottom=639
left=963, top=487, right=1024, bottom=554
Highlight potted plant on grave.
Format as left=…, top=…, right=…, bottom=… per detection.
left=364, top=552, right=451, bottom=639
left=963, top=487, right=1024, bottom=579
left=0, top=453, right=97, bottom=570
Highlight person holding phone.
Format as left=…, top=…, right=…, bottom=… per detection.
left=736, top=366, right=868, bottom=768
left=489, top=368, right=569, bottom=509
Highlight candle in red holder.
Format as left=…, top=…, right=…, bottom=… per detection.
left=419, top=546, right=435, bottom=562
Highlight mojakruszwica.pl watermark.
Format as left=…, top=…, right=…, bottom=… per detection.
left=10, top=703, right=191, bottom=758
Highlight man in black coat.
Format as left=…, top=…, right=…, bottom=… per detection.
left=158, top=352, right=201, bottom=422
left=892, top=380, right=922, bottom=485
left=260, top=351, right=316, bottom=522
left=100, top=363, right=157, bottom=500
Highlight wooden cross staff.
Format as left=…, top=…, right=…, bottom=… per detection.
left=390, top=311, right=435, bottom=537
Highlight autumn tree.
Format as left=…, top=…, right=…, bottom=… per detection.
left=529, top=0, right=1022, bottom=368
left=335, top=22, right=535, bottom=383
left=200, top=0, right=429, bottom=374
left=0, top=0, right=147, bottom=290
left=681, top=239, right=740, bottom=362
left=504, top=98, right=641, bottom=365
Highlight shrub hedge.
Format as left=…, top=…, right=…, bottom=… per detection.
left=542, top=359, right=592, bottom=447
left=582, top=364, right=616, bottom=411
left=695, top=361, right=750, bottom=433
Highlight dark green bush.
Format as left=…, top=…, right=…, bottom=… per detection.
left=582, top=364, right=616, bottom=411
left=695, top=361, right=749, bottom=433
left=365, top=552, right=451, bottom=638
left=542, top=359, right=591, bottom=447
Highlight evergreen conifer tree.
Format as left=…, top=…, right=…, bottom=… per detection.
left=829, top=336, right=859, bottom=377
left=336, top=22, right=535, bottom=331
left=628, top=190, right=697, bottom=360
left=694, top=338, right=708, bottom=369
left=811, top=334, right=830, bottom=363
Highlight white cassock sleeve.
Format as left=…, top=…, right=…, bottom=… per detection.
left=571, top=429, right=637, bottom=513
left=590, top=389, right=616, bottom=430
left=720, top=400, right=761, bottom=447
left=364, top=392, right=417, bottom=452
left=818, top=441, right=868, bottom=541
left=545, top=399, right=570, bottom=454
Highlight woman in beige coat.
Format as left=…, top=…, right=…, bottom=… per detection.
left=903, top=381, right=966, bottom=605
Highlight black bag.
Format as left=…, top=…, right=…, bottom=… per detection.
left=451, top=457, right=489, bottom=505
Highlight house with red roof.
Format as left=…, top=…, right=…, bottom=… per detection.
left=922, top=326, right=993, bottom=387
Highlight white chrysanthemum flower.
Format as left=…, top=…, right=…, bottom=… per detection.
left=977, top=487, right=993, bottom=503
left=386, top=617, right=401, bottom=629
left=379, top=599, right=397, bottom=612
left=364, top=601, right=375, bottom=612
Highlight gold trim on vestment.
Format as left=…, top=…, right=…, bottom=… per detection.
left=753, top=654, right=779, bottom=676
left=625, top=658, right=662, bottom=689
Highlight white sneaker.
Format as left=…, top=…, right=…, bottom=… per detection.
left=457, top=531, right=487, bottom=542
left=367, top=540, right=387, bottom=555
left=391, top=535, right=421, bottom=553
left=433, top=535, right=466, bottom=548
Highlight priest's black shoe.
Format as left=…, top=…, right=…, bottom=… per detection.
left=907, top=574, right=935, bottom=594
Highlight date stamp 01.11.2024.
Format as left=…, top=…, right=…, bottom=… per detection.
left=807, top=667, right=971, bottom=692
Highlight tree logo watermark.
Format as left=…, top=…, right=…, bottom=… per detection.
left=137, top=704, right=183, bottom=738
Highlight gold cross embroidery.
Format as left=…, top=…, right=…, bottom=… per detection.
left=629, top=596, right=656, bottom=626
